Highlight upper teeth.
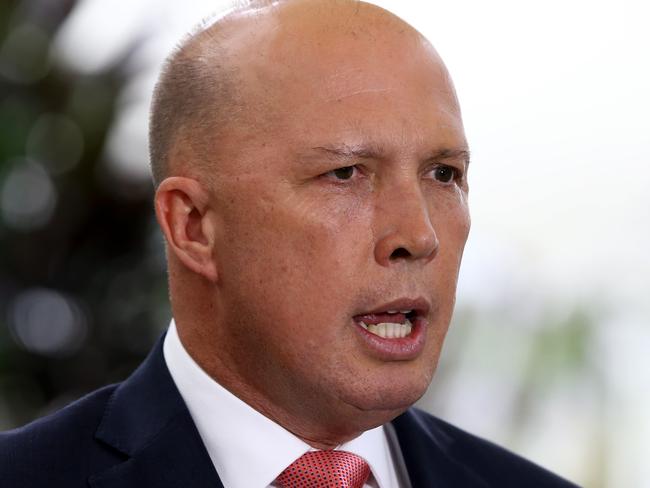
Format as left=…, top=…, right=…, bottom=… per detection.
left=386, top=309, right=412, bottom=314
left=359, top=320, right=413, bottom=338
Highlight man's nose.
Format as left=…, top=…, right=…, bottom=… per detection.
left=373, top=182, right=439, bottom=267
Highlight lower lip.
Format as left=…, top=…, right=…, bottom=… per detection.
left=353, top=316, right=427, bottom=361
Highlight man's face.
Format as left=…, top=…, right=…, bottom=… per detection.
left=204, top=18, right=470, bottom=432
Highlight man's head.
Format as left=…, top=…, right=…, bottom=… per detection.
left=152, top=0, right=470, bottom=448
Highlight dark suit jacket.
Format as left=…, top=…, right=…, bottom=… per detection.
left=0, top=336, right=579, bottom=487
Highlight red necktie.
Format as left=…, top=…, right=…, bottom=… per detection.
left=276, top=450, right=371, bottom=488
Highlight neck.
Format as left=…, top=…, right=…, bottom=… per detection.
left=174, top=322, right=396, bottom=450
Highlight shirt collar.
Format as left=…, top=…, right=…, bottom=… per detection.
left=163, top=320, right=399, bottom=488
left=341, top=425, right=400, bottom=488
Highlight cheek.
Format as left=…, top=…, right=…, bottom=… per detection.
left=219, top=184, right=371, bottom=319
left=262, top=187, right=370, bottom=266
left=425, top=197, right=470, bottom=300
left=435, top=192, right=470, bottom=256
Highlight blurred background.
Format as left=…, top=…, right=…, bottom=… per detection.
left=0, top=0, right=647, bottom=486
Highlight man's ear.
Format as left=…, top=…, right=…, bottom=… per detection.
left=154, top=177, right=219, bottom=282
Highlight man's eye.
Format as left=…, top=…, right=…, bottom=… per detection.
left=432, top=165, right=458, bottom=183
left=327, top=166, right=356, bottom=180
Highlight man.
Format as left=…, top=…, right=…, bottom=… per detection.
left=0, top=0, right=578, bottom=486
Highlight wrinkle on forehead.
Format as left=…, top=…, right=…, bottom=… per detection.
left=325, top=87, right=391, bottom=102
left=323, top=68, right=391, bottom=101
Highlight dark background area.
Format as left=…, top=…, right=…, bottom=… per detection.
left=0, top=0, right=168, bottom=429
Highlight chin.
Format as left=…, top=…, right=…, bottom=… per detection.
left=340, top=375, right=432, bottom=416
left=290, top=368, right=435, bottom=445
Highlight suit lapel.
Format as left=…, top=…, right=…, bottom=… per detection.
left=89, top=334, right=223, bottom=488
left=89, top=413, right=223, bottom=488
left=391, top=409, right=488, bottom=487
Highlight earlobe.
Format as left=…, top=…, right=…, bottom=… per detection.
left=154, top=177, right=219, bottom=282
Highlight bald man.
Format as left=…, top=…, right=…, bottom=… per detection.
left=0, top=1, right=578, bottom=487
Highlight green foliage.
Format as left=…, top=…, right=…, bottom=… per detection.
left=0, top=0, right=168, bottom=429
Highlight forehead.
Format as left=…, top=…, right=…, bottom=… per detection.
left=222, top=2, right=449, bottom=93
left=212, top=2, right=465, bottom=161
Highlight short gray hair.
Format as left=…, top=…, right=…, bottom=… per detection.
left=148, top=9, right=244, bottom=187
left=148, top=0, right=364, bottom=187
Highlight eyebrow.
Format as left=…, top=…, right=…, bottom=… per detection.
left=430, top=148, right=472, bottom=167
left=311, top=144, right=471, bottom=166
left=311, top=144, right=385, bottom=160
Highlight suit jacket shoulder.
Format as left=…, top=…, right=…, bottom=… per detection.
left=0, top=337, right=222, bottom=488
left=391, top=407, right=580, bottom=487
left=0, top=385, right=122, bottom=487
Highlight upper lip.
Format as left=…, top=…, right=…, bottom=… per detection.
left=354, top=297, right=431, bottom=317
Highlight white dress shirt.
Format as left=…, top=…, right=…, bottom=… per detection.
left=163, top=320, right=408, bottom=488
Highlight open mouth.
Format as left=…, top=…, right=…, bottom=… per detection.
left=356, top=310, right=417, bottom=338
left=353, top=298, right=429, bottom=340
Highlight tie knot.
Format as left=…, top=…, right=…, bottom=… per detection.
left=276, top=450, right=371, bottom=488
